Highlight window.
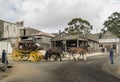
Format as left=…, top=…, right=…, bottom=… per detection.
left=99, top=44, right=103, bottom=47
left=14, top=27, right=16, bottom=33
left=6, top=25, right=9, bottom=31
left=5, top=25, right=9, bottom=36
left=113, top=44, right=116, bottom=49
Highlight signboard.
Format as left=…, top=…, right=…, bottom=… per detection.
left=99, top=38, right=119, bottom=43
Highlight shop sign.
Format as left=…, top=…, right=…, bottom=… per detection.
left=99, top=38, right=119, bottom=43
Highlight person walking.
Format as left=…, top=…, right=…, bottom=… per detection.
left=2, top=50, right=8, bottom=64
left=109, top=48, right=114, bottom=64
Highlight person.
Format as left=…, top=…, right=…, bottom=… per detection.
left=102, top=47, right=105, bottom=53
left=109, top=48, right=114, bottom=64
left=2, top=50, right=8, bottom=64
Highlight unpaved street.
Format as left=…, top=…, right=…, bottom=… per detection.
left=1, top=54, right=120, bottom=82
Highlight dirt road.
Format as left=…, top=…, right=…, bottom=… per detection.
left=1, top=54, right=120, bottom=82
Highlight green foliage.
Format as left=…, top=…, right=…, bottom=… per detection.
left=64, top=18, right=92, bottom=35
left=102, top=12, right=120, bottom=37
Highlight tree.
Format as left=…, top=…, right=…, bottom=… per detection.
left=102, top=12, right=120, bottom=37
left=65, top=18, right=92, bottom=35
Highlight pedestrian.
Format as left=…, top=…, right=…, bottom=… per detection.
left=2, top=50, right=8, bottom=64
left=109, top=48, right=114, bottom=64
left=102, top=47, right=105, bottom=53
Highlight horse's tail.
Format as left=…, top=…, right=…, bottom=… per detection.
left=59, top=53, right=62, bottom=61
left=82, top=48, right=87, bottom=60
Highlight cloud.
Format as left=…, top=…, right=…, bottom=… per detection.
left=0, top=0, right=120, bottom=33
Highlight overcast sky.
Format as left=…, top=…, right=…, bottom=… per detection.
left=0, top=0, right=120, bottom=33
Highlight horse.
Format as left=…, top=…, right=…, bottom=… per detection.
left=44, top=48, right=62, bottom=61
left=69, top=47, right=87, bottom=60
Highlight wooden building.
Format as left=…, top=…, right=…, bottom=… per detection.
left=51, top=32, right=99, bottom=52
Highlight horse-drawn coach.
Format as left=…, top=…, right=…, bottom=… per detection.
left=11, top=37, right=43, bottom=62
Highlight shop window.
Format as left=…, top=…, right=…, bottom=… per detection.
left=99, top=44, right=103, bottom=47
left=113, top=44, right=116, bottom=49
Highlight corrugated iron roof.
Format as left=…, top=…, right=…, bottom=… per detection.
left=84, top=33, right=99, bottom=42
left=31, top=31, right=55, bottom=37
left=21, top=27, right=55, bottom=37
left=52, top=34, right=88, bottom=41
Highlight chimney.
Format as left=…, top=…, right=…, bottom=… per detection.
left=59, top=30, right=61, bottom=34
left=16, top=21, right=24, bottom=26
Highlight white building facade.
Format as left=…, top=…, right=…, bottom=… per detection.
left=99, top=31, right=120, bottom=54
left=0, top=20, right=24, bottom=38
left=0, top=20, right=24, bottom=55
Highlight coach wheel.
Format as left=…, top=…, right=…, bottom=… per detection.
left=12, top=50, right=22, bottom=61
